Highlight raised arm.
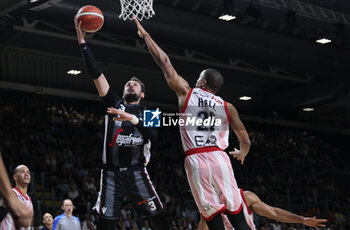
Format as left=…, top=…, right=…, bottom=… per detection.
left=133, top=18, right=191, bottom=107
left=245, top=191, right=327, bottom=230
left=74, top=16, right=109, bottom=97
left=227, top=103, right=251, bottom=165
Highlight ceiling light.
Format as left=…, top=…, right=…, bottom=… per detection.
left=67, top=70, right=81, bottom=75
left=219, top=15, right=236, bottom=21
left=239, top=96, right=251, bottom=101
left=316, top=38, right=331, bottom=44
left=303, top=108, right=314, bottom=112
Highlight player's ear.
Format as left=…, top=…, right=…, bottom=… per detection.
left=140, top=92, right=145, bottom=99
left=201, top=79, right=207, bottom=87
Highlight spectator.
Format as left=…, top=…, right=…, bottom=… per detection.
left=40, top=213, right=53, bottom=230
left=53, top=199, right=81, bottom=230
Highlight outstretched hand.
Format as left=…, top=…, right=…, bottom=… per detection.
left=302, top=217, right=327, bottom=230
left=229, top=148, right=247, bottom=165
left=133, top=17, right=148, bottom=38
left=74, top=15, right=86, bottom=44
left=107, top=107, right=134, bottom=122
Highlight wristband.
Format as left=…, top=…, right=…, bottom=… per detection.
left=130, top=115, right=139, bottom=125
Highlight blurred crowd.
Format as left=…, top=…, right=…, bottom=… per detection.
left=0, top=91, right=349, bottom=230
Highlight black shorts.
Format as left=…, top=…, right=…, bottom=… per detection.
left=93, top=166, right=164, bottom=219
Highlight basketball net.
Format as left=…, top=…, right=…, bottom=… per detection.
left=119, top=0, right=155, bottom=21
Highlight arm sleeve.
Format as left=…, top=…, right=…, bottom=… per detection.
left=101, top=88, right=120, bottom=108
left=52, top=217, right=59, bottom=230
left=80, top=43, right=103, bottom=79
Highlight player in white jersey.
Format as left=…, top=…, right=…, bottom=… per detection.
left=0, top=153, right=33, bottom=228
left=0, top=164, right=33, bottom=230
left=199, top=189, right=328, bottom=230
left=134, top=19, right=251, bottom=229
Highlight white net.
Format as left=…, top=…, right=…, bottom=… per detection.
left=119, top=0, right=155, bottom=21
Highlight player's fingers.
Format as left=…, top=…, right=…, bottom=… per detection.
left=133, top=17, right=140, bottom=25
left=107, top=108, right=117, bottom=114
left=113, top=118, right=121, bottom=121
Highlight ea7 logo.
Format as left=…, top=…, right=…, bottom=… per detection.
left=143, top=108, right=161, bottom=127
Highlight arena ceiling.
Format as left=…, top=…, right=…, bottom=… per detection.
left=0, top=0, right=349, bottom=131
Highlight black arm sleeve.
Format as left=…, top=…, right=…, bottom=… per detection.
left=136, top=122, right=158, bottom=144
left=101, top=88, right=120, bottom=108
left=80, top=43, right=103, bottom=79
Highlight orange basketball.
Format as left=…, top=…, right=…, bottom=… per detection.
left=77, top=5, right=104, bottom=33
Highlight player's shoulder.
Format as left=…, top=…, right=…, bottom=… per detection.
left=72, top=215, right=80, bottom=221
left=54, top=214, right=65, bottom=221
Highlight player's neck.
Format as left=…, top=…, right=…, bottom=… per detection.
left=45, top=223, right=53, bottom=229
left=65, top=212, right=72, bottom=218
left=201, top=87, right=216, bottom=95
left=15, top=184, right=27, bottom=196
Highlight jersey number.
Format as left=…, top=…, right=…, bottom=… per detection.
left=197, top=111, right=215, bottom=131
left=148, top=201, right=157, bottom=211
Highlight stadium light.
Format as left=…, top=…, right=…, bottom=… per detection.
left=239, top=96, right=252, bottom=101
left=27, top=0, right=63, bottom=11
left=316, top=38, right=331, bottom=44
left=219, top=15, right=236, bottom=21
left=303, top=108, right=314, bottom=112
left=67, top=70, right=81, bottom=75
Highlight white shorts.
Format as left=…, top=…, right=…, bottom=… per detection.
left=185, top=148, right=242, bottom=220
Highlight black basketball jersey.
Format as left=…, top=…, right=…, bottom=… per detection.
left=101, top=88, right=156, bottom=167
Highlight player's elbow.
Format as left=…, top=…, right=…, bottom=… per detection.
left=241, top=138, right=251, bottom=148
left=157, top=55, right=170, bottom=67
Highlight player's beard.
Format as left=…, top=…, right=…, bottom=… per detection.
left=123, top=93, right=139, bottom=103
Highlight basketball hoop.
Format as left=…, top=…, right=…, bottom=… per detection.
left=119, top=0, right=155, bottom=21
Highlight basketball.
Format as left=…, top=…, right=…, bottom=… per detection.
left=77, top=5, right=104, bottom=33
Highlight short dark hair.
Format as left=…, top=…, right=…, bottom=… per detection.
left=130, top=77, right=145, bottom=93
left=13, top=165, right=27, bottom=175
left=202, top=69, right=224, bottom=92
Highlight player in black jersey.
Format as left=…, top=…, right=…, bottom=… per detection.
left=74, top=16, right=170, bottom=230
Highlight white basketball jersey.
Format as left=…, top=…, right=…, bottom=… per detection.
left=180, top=88, right=231, bottom=154
left=0, top=187, right=33, bottom=230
